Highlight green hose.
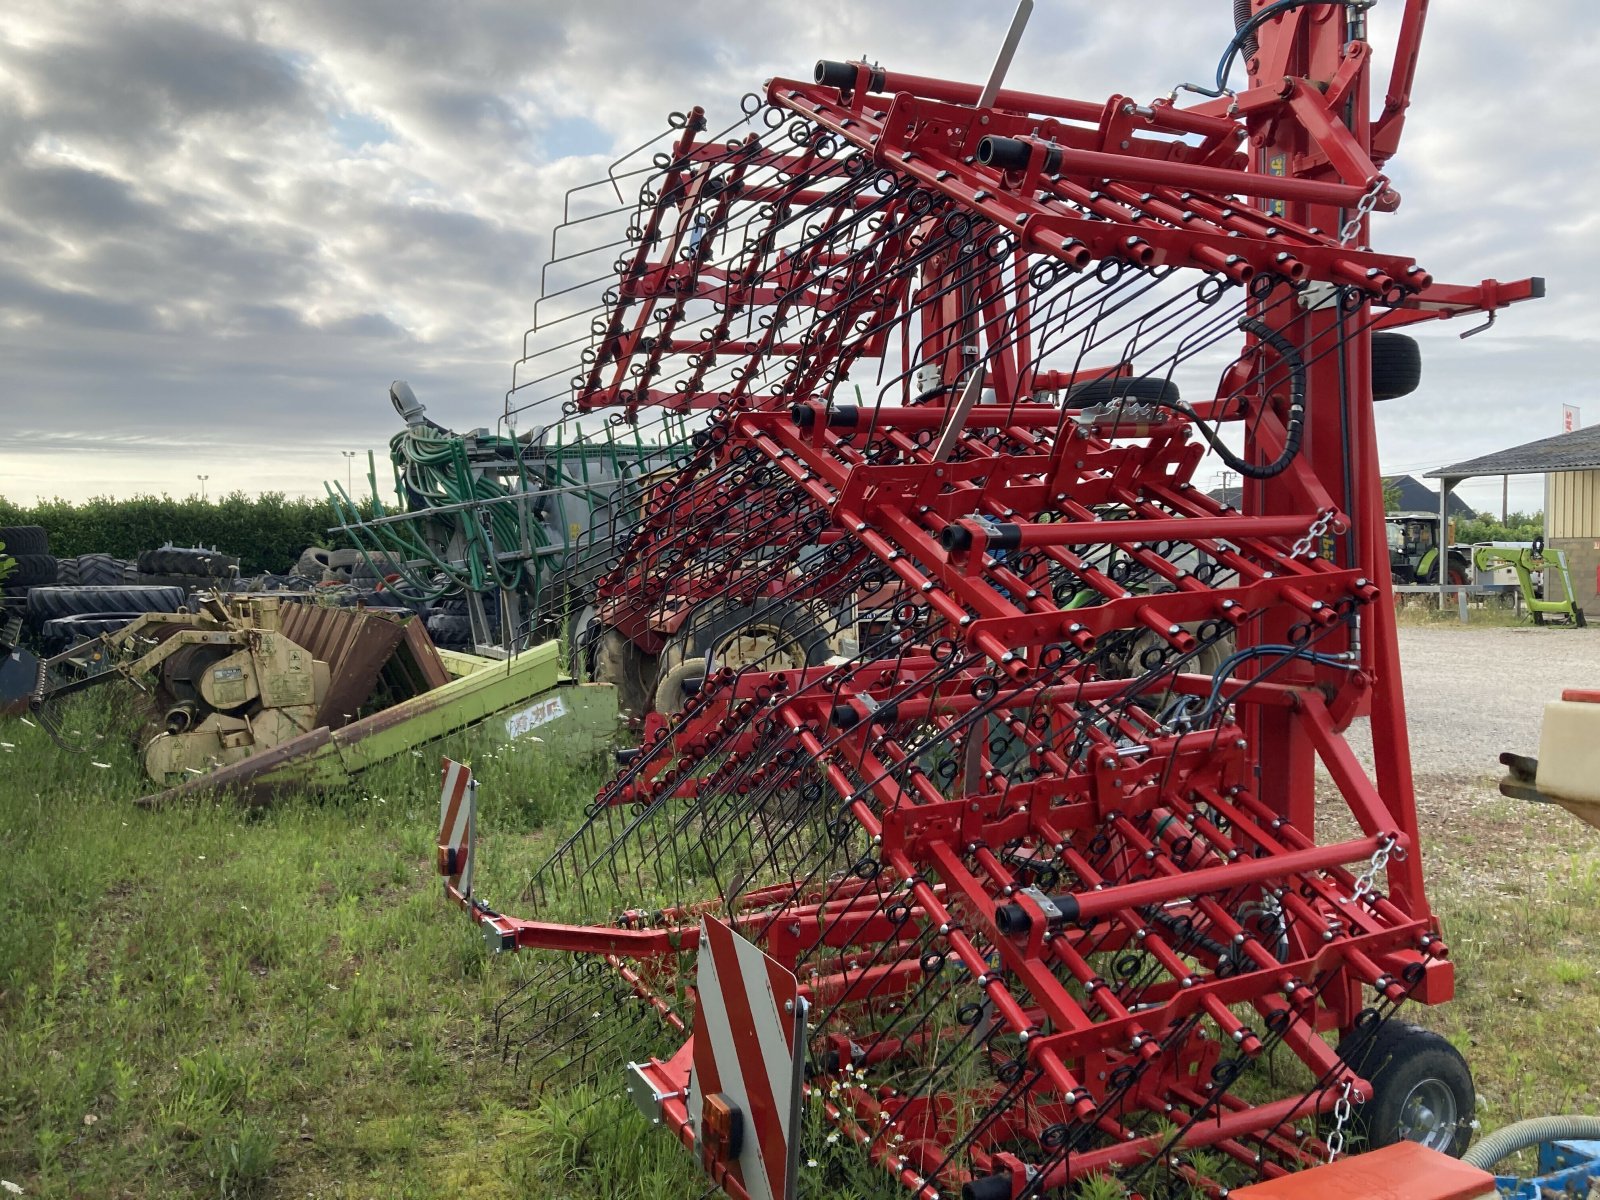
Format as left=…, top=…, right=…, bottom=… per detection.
left=1460, top=1114, right=1600, bottom=1171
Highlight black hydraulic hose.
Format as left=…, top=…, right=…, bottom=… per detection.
left=1174, top=316, right=1306, bottom=480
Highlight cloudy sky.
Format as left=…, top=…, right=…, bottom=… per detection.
left=1, top=1, right=1592, bottom=513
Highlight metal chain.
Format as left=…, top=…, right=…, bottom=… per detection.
left=1339, top=177, right=1388, bottom=246
left=1351, top=833, right=1402, bottom=903
left=1290, top=508, right=1339, bottom=559
left=1325, top=1078, right=1356, bottom=1162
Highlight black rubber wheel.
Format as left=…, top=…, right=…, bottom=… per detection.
left=26, top=584, right=187, bottom=624
left=0, top=526, right=48, bottom=556
left=1337, top=1021, right=1474, bottom=1157
left=137, top=546, right=238, bottom=577
left=425, top=612, right=472, bottom=648
left=1447, top=553, right=1471, bottom=587
left=1372, top=333, right=1422, bottom=401
left=74, top=553, right=124, bottom=586
left=9, top=554, right=58, bottom=587
left=1065, top=375, right=1181, bottom=406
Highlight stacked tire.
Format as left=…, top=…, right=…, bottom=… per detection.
left=26, top=584, right=188, bottom=653
left=55, top=554, right=132, bottom=587
left=2, top=525, right=58, bottom=604
left=133, top=543, right=239, bottom=594
left=426, top=594, right=473, bottom=650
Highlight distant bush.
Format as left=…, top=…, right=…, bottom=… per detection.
left=1454, top=510, right=1544, bottom=545
left=0, top=491, right=373, bottom=574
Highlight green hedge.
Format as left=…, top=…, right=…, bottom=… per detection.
left=0, top=492, right=372, bottom=574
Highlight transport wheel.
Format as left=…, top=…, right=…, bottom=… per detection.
left=1065, top=375, right=1180, bottom=406
left=1372, top=332, right=1422, bottom=401
left=1337, top=1021, right=1474, bottom=1157
left=566, top=601, right=599, bottom=677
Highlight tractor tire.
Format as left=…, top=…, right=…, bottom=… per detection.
left=41, top=612, right=147, bottom=649
left=593, top=628, right=657, bottom=718
left=654, top=655, right=707, bottom=716
left=425, top=612, right=472, bottom=648
left=55, top=558, right=80, bottom=587
left=137, top=546, right=238, bottom=577
left=566, top=601, right=600, bottom=678
left=669, top=597, right=832, bottom=677
left=295, top=546, right=335, bottom=577
left=1337, top=1021, right=1474, bottom=1157
left=1372, top=333, right=1422, bottom=401
left=1065, top=375, right=1180, bottom=406
left=26, top=584, right=187, bottom=624
left=0, top=526, right=48, bottom=556
left=9, top=554, right=58, bottom=587
left=74, top=553, right=125, bottom=586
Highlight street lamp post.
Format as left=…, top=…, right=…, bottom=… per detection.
left=342, top=451, right=357, bottom=495
left=197, top=474, right=209, bottom=502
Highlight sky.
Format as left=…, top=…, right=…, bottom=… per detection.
left=1, top=0, right=1594, bottom=515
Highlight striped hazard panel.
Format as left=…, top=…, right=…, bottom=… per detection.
left=436, top=757, right=476, bottom=897
left=687, top=916, right=807, bottom=1200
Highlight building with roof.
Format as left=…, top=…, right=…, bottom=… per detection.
left=1428, top=424, right=1600, bottom=617
left=1207, top=474, right=1472, bottom=516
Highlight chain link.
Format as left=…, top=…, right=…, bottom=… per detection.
left=1351, top=833, right=1403, bottom=904
left=1339, top=177, right=1388, bottom=246
left=1290, top=508, right=1340, bottom=559
left=1326, top=1078, right=1356, bottom=1162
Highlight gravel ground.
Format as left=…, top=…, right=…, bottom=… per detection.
left=1335, top=623, right=1600, bottom=893
left=1361, top=624, right=1600, bottom=790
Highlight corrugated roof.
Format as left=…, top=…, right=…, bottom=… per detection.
left=1428, top=424, right=1600, bottom=479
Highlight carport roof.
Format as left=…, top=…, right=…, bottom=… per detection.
left=1427, top=424, right=1600, bottom=480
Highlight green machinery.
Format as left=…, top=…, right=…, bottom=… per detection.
left=326, top=382, right=692, bottom=654
left=1472, top=540, right=1587, bottom=626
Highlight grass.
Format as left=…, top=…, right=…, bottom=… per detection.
left=3, top=690, right=1599, bottom=1197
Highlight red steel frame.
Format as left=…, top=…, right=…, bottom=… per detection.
left=456, top=4, right=1542, bottom=1196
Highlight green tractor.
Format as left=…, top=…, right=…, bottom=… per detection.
left=1385, top=512, right=1472, bottom=586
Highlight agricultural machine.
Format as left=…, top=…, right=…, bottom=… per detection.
left=432, top=1, right=1559, bottom=1195
left=326, top=380, right=693, bottom=662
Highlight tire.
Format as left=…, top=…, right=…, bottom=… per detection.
left=136, top=546, right=239, bottom=577
left=670, top=597, right=831, bottom=677
left=55, top=557, right=80, bottom=587
left=0, top=526, right=48, bottom=556
left=295, top=547, right=335, bottom=577
left=1337, top=1022, right=1474, bottom=1157
left=566, top=601, right=599, bottom=677
left=74, top=553, right=125, bottom=586
left=425, top=612, right=472, bottom=648
left=654, top=655, right=707, bottom=716
left=1372, top=333, right=1422, bottom=401
left=9, top=554, right=58, bottom=587
left=26, top=584, right=187, bottom=624
left=593, top=628, right=656, bottom=718
left=42, top=612, right=146, bottom=648
left=1065, top=375, right=1180, bottom=406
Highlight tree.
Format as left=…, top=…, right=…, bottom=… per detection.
left=1453, top=510, right=1544, bottom=545
left=1381, top=476, right=1402, bottom=513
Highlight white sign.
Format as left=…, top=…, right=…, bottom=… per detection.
left=1563, top=404, right=1581, bottom=433
left=503, top=693, right=568, bottom=740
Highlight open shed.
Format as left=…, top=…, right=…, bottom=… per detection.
left=1427, top=425, right=1600, bottom=618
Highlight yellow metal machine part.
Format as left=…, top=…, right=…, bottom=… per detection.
left=101, top=597, right=331, bottom=787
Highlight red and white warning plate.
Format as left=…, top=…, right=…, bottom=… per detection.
left=437, top=757, right=476, bottom=897
left=688, top=916, right=807, bottom=1200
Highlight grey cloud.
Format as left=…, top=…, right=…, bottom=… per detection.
left=0, top=0, right=1594, bottom=510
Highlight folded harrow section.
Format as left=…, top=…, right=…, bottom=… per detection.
left=441, top=12, right=1542, bottom=1194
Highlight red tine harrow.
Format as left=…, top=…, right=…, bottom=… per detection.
left=448, top=4, right=1544, bottom=1197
